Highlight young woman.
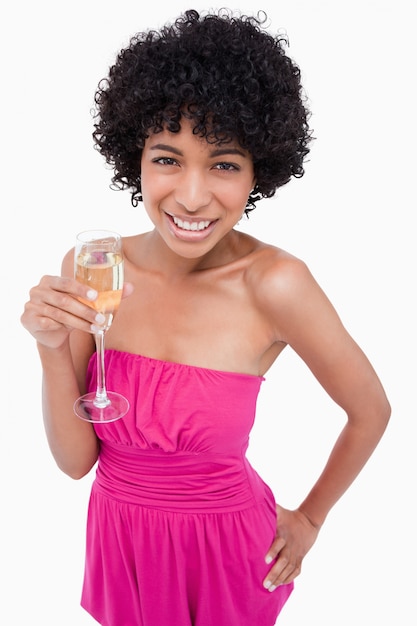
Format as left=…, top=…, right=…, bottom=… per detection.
left=21, top=9, right=390, bottom=626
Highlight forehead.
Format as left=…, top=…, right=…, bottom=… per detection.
left=145, top=120, right=250, bottom=158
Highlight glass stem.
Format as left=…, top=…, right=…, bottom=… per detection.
left=93, top=330, right=111, bottom=408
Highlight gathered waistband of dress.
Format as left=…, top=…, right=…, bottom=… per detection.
left=94, top=440, right=258, bottom=512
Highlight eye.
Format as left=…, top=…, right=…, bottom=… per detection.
left=152, top=157, right=179, bottom=166
left=213, top=162, right=240, bottom=171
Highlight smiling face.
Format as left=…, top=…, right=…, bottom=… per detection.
left=140, top=118, right=255, bottom=260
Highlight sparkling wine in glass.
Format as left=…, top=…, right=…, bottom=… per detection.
left=73, top=229, right=129, bottom=423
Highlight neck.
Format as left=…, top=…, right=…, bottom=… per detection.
left=141, top=229, right=241, bottom=277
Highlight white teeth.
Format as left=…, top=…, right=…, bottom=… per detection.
left=171, top=215, right=211, bottom=231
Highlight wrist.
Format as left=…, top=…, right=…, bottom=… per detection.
left=297, top=505, right=326, bottom=530
left=37, top=339, right=72, bottom=363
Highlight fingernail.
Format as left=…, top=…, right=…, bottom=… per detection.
left=268, top=585, right=277, bottom=593
left=86, top=289, right=98, bottom=300
left=263, top=580, right=272, bottom=589
left=95, top=313, right=106, bottom=324
left=265, top=555, right=273, bottom=564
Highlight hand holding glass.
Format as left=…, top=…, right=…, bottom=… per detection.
left=73, top=230, right=129, bottom=422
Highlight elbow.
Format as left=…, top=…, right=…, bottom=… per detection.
left=350, top=393, right=391, bottom=443
left=49, top=439, right=99, bottom=480
left=56, top=456, right=98, bottom=480
left=66, top=466, right=94, bottom=480
left=371, top=395, right=391, bottom=442
left=382, top=397, right=392, bottom=431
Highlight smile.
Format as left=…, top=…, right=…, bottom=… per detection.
left=165, top=212, right=214, bottom=232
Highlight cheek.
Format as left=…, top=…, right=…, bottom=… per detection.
left=141, top=160, right=175, bottom=190
left=141, top=171, right=168, bottom=207
left=223, top=182, right=253, bottom=211
left=140, top=179, right=160, bottom=219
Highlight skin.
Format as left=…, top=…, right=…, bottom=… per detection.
left=21, top=118, right=390, bottom=593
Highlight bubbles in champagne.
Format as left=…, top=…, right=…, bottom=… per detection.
left=76, top=251, right=123, bottom=291
left=76, top=251, right=124, bottom=324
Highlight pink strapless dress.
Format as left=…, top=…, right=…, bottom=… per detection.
left=81, top=350, right=293, bottom=626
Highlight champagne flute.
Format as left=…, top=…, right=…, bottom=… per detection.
left=73, top=230, right=129, bottom=423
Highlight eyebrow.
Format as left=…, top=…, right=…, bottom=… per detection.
left=149, top=143, right=247, bottom=158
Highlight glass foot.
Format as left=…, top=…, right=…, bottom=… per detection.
left=74, top=391, right=130, bottom=423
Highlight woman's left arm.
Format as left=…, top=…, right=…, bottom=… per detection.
left=257, top=254, right=391, bottom=590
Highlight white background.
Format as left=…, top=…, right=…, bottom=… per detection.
left=2, top=1, right=415, bottom=624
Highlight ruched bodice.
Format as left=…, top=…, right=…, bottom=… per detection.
left=86, top=351, right=268, bottom=513
left=86, top=350, right=264, bottom=454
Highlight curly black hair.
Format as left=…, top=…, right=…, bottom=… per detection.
left=92, top=8, right=312, bottom=211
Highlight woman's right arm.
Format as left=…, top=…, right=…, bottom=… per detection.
left=21, top=250, right=101, bottom=479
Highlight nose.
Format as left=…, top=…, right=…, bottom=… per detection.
left=174, top=169, right=212, bottom=213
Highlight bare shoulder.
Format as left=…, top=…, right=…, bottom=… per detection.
left=244, top=238, right=333, bottom=344
left=120, top=233, right=149, bottom=266
left=245, top=239, right=315, bottom=300
left=61, top=247, right=75, bottom=277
